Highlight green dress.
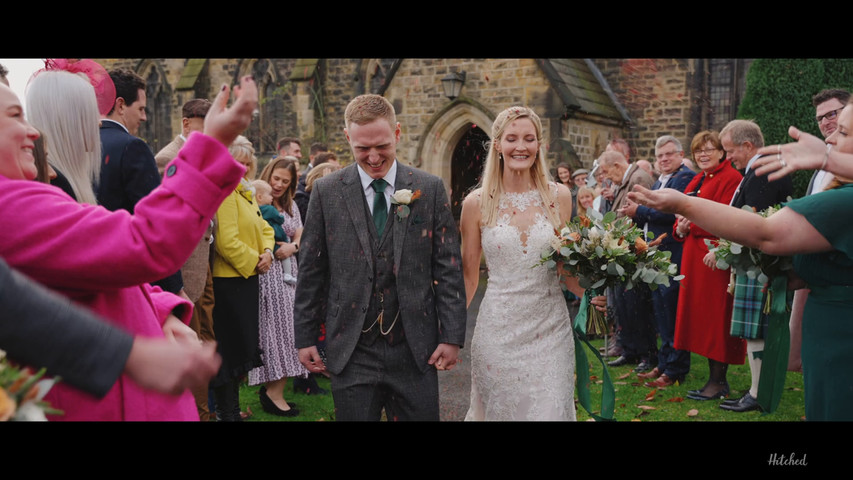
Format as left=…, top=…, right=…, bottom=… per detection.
left=786, top=184, right=853, bottom=421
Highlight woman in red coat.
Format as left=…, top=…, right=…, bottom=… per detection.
left=673, top=131, right=745, bottom=401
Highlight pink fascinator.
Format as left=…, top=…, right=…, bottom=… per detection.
left=34, top=59, right=117, bottom=116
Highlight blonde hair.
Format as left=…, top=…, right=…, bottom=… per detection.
left=251, top=179, right=271, bottom=198
left=26, top=70, right=101, bottom=205
left=305, top=162, right=339, bottom=192
left=477, top=105, right=560, bottom=228
left=228, top=135, right=256, bottom=179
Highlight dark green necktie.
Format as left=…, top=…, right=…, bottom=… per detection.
left=371, top=178, right=388, bottom=236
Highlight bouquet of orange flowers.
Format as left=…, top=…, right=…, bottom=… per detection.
left=0, top=350, right=61, bottom=421
left=538, top=208, right=682, bottom=335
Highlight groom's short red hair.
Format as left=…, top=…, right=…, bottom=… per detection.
left=344, top=94, right=396, bottom=129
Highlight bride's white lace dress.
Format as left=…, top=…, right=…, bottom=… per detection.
left=465, top=185, right=576, bottom=421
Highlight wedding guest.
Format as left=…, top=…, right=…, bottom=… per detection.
left=629, top=102, right=853, bottom=420
left=249, top=151, right=311, bottom=415
left=672, top=131, right=744, bottom=400
left=556, top=162, right=572, bottom=186
left=253, top=178, right=297, bottom=286
left=210, top=135, right=274, bottom=421
left=153, top=97, right=216, bottom=420
left=25, top=69, right=101, bottom=205
left=717, top=120, right=792, bottom=413
left=619, top=135, right=696, bottom=388
left=598, top=150, right=656, bottom=372
left=0, top=74, right=259, bottom=420
left=296, top=151, right=339, bottom=223
left=556, top=162, right=575, bottom=218
left=31, top=127, right=55, bottom=183
left=576, top=186, right=595, bottom=214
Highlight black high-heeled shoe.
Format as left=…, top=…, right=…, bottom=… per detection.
left=259, top=386, right=300, bottom=417
left=686, top=384, right=729, bottom=401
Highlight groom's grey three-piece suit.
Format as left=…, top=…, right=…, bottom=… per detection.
left=293, top=161, right=467, bottom=420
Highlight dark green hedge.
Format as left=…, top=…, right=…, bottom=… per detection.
left=737, top=59, right=853, bottom=198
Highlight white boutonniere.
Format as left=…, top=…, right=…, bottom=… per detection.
left=390, top=189, right=422, bottom=220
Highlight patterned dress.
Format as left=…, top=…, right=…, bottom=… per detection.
left=249, top=201, right=310, bottom=385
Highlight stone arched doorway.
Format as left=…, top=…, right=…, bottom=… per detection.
left=417, top=100, right=494, bottom=221
left=449, top=125, right=489, bottom=220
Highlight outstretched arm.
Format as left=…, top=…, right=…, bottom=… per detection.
left=627, top=185, right=831, bottom=256
left=754, top=125, right=853, bottom=181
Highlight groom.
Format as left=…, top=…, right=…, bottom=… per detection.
left=294, top=94, right=467, bottom=421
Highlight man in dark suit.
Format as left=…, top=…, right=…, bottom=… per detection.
left=98, top=68, right=159, bottom=213
left=293, top=94, right=467, bottom=421
left=98, top=68, right=183, bottom=296
left=620, top=135, right=696, bottom=387
left=598, top=150, right=658, bottom=372
left=718, top=119, right=793, bottom=412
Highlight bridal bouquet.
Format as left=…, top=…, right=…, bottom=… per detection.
left=538, top=208, right=682, bottom=335
left=705, top=203, right=793, bottom=285
left=0, top=350, right=61, bottom=421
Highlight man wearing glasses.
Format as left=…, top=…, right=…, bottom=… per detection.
left=808, top=89, right=850, bottom=194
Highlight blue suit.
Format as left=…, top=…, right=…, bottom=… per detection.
left=98, top=120, right=183, bottom=294
left=631, top=164, right=695, bottom=380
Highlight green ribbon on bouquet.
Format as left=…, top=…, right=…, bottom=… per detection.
left=572, top=289, right=616, bottom=421
left=757, top=275, right=792, bottom=415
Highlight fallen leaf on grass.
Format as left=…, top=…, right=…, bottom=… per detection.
left=666, top=397, right=684, bottom=403
left=613, top=381, right=628, bottom=385
left=637, top=405, right=656, bottom=410
left=618, top=372, right=632, bottom=380
left=644, top=390, right=657, bottom=401
left=686, top=409, right=699, bottom=417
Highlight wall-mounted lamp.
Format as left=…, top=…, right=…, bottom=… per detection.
left=441, top=71, right=467, bottom=100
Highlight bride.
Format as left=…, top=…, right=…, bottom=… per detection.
left=460, top=105, right=585, bottom=421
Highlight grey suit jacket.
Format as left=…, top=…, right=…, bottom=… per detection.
left=293, top=163, right=467, bottom=374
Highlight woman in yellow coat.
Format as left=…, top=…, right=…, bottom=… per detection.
left=210, top=136, right=275, bottom=421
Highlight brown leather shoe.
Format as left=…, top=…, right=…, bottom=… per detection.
left=637, top=367, right=661, bottom=379
left=644, top=374, right=675, bottom=388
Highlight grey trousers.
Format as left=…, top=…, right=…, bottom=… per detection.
left=330, top=335, right=439, bottom=421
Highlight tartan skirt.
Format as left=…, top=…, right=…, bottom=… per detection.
left=729, top=273, right=767, bottom=339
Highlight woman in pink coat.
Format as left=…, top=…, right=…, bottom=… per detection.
left=0, top=75, right=258, bottom=421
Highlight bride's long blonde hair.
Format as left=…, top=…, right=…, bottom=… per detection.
left=477, top=105, right=561, bottom=228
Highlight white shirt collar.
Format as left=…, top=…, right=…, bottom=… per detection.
left=745, top=154, right=760, bottom=173
left=357, top=160, right=398, bottom=193
left=619, top=164, right=633, bottom=186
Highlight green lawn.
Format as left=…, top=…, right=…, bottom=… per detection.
left=239, top=376, right=336, bottom=422
left=237, top=341, right=806, bottom=422
left=575, top=337, right=806, bottom=422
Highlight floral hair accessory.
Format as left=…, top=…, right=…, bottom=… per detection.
left=391, top=189, right=421, bottom=220
left=35, top=59, right=117, bottom=116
